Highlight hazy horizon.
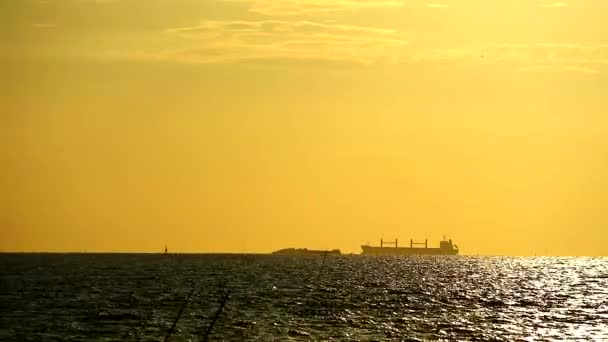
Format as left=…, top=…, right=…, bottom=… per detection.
left=1, top=250, right=605, bottom=257
left=3, top=0, right=608, bottom=256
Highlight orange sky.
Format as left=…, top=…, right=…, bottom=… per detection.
left=2, top=0, right=608, bottom=255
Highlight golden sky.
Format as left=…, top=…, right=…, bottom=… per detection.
left=2, top=0, right=608, bottom=255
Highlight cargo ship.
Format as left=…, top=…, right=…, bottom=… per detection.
left=272, top=248, right=341, bottom=256
left=360, top=237, right=459, bottom=256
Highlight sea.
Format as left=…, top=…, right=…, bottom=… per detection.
left=0, top=254, right=606, bottom=341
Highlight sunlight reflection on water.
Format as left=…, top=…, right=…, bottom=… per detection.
left=1, top=254, right=607, bottom=340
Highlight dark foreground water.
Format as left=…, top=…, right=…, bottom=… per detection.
left=1, top=254, right=607, bottom=341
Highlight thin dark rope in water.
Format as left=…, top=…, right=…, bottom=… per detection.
left=163, top=287, right=196, bottom=342
left=317, top=250, right=329, bottom=281
left=202, top=290, right=231, bottom=342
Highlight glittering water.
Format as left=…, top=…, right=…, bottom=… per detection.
left=1, top=254, right=607, bottom=341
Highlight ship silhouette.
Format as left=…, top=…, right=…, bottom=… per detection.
left=272, top=237, right=459, bottom=256
left=361, top=237, right=459, bottom=256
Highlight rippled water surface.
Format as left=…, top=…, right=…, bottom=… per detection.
left=1, top=254, right=607, bottom=341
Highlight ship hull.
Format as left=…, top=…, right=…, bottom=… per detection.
left=360, top=245, right=458, bottom=256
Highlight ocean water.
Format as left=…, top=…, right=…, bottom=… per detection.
left=0, top=254, right=607, bottom=341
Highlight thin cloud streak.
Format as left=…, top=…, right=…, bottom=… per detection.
left=125, top=19, right=409, bottom=64
left=108, top=14, right=608, bottom=74
left=114, top=38, right=608, bottom=73
left=224, top=0, right=405, bottom=16
left=519, top=65, right=599, bottom=74
left=168, top=20, right=398, bottom=36
left=409, top=43, right=608, bottom=73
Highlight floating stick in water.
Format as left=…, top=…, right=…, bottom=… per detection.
left=317, top=250, right=329, bottom=281
left=202, top=290, right=231, bottom=342
left=164, top=287, right=196, bottom=342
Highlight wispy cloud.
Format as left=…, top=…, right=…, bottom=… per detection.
left=225, top=0, right=405, bottom=16
left=410, top=43, right=608, bottom=73
left=168, top=20, right=398, bottom=36
left=541, top=3, right=568, bottom=7
left=72, top=0, right=118, bottom=3
left=519, top=65, right=599, bottom=74
left=119, top=19, right=409, bottom=64
left=115, top=33, right=608, bottom=72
